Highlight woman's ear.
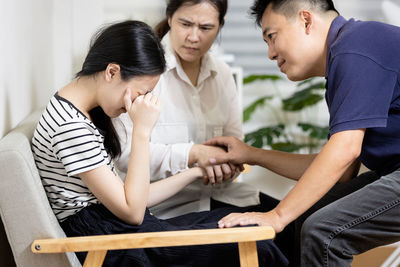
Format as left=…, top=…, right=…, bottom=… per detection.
left=299, top=10, right=313, bottom=34
left=105, top=63, right=121, bottom=82
left=168, top=17, right=172, bottom=27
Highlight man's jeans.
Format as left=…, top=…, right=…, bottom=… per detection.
left=300, top=169, right=400, bottom=267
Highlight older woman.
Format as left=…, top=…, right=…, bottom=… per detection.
left=115, top=0, right=267, bottom=219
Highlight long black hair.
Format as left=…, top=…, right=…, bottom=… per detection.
left=76, top=20, right=166, bottom=159
left=154, top=0, right=228, bottom=39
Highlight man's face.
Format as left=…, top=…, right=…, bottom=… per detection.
left=261, top=4, right=316, bottom=81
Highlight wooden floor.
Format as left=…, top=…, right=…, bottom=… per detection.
left=352, top=246, right=398, bottom=267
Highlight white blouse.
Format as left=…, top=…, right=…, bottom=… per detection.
left=114, top=33, right=259, bottom=219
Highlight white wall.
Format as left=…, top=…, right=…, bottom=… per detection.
left=0, top=0, right=53, bottom=137
left=104, top=0, right=165, bottom=26
left=0, top=0, right=169, bottom=138
left=0, top=0, right=104, bottom=138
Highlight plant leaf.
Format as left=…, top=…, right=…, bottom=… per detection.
left=243, top=96, right=273, bottom=122
left=300, top=81, right=325, bottom=90
left=250, top=136, right=264, bottom=148
left=282, top=83, right=325, bottom=111
left=297, top=78, right=314, bottom=87
left=282, top=94, right=324, bottom=111
left=243, top=74, right=283, bottom=84
left=297, top=123, right=329, bottom=140
left=244, top=124, right=285, bottom=148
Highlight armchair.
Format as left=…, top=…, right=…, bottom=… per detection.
left=0, top=110, right=275, bottom=267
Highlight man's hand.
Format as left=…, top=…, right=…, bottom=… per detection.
left=190, top=144, right=227, bottom=166
left=217, top=210, right=285, bottom=233
left=204, top=136, right=254, bottom=165
left=189, top=144, right=242, bottom=185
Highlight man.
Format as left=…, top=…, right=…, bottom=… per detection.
left=206, top=0, right=400, bottom=266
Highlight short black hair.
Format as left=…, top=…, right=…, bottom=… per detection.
left=250, top=0, right=339, bottom=26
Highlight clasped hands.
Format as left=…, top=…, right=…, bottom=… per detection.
left=199, top=136, right=286, bottom=233
left=190, top=136, right=255, bottom=185
left=189, top=143, right=244, bottom=186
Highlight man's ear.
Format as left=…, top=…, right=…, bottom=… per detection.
left=168, top=17, right=172, bottom=27
left=299, top=10, right=313, bottom=34
left=105, top=63, right=121, bottom=82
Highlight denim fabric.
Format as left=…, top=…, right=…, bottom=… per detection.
left=60, top=204, right=288, bottom=267
left=300, top=170, right=400, bottom=267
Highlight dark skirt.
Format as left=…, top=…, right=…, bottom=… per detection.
left=60, top=204, right=288, bottom=267
left=211, top=193, right=296, bottom=265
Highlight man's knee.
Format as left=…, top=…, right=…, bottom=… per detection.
left=300, top=209, right=330, bottom=246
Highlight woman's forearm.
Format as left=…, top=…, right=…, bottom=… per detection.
left=123, top=128, right=152, bottom=222
left=147, top=167, right=203, bottom=207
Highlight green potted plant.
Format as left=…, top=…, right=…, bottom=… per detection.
left=243, top=75, right=329, bottom=153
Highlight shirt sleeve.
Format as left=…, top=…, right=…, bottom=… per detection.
left=149, top=142, right=194, bottom=180
left=113, top=114, right=131, bottom=174
left=327, top=53, right=397, bottom=135
left=52, top=122, right=107, bottom=176
left=113, top=113, right=193, bottom=180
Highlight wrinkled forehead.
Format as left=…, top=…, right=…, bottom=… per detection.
left=173, top=2, right=220, bottom=24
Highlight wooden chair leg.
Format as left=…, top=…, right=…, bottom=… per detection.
left=83, top=250, right=107, bottom=267
left=238, top=241, right=259, bottom=267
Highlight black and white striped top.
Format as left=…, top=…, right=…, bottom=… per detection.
left=32, top=93, right=115, bottom=221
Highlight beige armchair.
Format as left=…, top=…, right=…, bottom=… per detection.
left=0, top=110, right=275, bottom=267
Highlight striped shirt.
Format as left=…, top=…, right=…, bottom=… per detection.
left=32, top=93, right=115, bottom=221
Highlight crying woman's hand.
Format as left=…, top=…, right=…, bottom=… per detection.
left=124, top=89, right=161, bottom=137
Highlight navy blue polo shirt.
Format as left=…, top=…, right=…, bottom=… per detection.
left=325, top=16, right=400, bottom=176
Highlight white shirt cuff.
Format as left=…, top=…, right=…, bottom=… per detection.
left=170, top=142, right=194, bottom=174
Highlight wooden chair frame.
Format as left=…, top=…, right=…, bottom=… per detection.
left=32, top=226, right=275, bottom=267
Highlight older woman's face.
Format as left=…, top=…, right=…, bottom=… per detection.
left=168, top=2, right=220, bottom=65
